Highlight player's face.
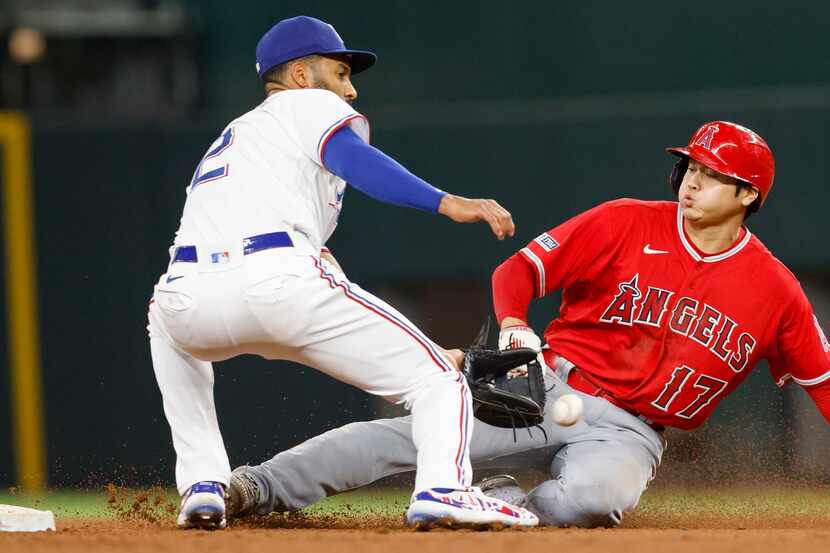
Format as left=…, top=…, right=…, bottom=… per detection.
left=308, top=55, right=358, bottom=104
left=678, top=159, right=755, bottom=225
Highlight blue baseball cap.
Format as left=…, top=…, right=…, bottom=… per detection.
left=255, top=16, right=377, bottom=79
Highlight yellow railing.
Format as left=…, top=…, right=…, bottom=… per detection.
left=0, top=112, right=46, bottom=492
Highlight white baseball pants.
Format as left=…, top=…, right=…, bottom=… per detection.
left=148, top=239, right=472, bottom=495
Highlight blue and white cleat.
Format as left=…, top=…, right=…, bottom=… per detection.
left=405, top=487, right=539, bottom=530
left=176, top=481, right=227, bottom=529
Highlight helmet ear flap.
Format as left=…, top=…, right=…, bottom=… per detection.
left=669, top=157, right=689, bottom=196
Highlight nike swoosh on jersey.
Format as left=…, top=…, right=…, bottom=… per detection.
left=643, top=244, right=670, bottom=255
left=166, top=275, right=185, bottom=283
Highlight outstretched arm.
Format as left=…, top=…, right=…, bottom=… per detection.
left=322, top=126, right=515, bottom=240
left=492, top=254, right=542, bottom=352
left=493, top=254, right=535, bottom=328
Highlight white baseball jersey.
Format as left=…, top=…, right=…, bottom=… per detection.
left=150, top=87, right=474, bottom=498
left=174, top=89, right=370, bottom=250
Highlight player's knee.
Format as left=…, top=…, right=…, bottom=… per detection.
left=566, top=479, right=628, bottom=528
left=580, top=470, right=643, bottom=527
left=529, top=472, right=638, bottom=528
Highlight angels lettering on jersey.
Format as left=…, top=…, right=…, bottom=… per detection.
left=599, top=273, right=756, bottom=373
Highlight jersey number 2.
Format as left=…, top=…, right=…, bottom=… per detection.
left=191, top=127, right=235, bottom=190
left=651, top=365, right=728, bottom=419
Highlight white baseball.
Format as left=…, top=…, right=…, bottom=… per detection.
left=550, top=394, right=584, bottom=426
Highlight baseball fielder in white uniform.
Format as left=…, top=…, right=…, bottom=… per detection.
left=147, top=16, right=537, bottom=530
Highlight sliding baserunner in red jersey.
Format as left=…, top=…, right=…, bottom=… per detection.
left=225, top=121, right=830, bottom=528
left=495, top=120, right=829, bottom=432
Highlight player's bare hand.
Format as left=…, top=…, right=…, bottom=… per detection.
left=442, top=348, right=465, bottom=370
left=438, top=194, right=515, bottom=240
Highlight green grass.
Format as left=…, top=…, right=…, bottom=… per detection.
left=0, top=490, right=116, bottom=518
left=301, top=488, right=410, bottom=517
left=636, top=486, right=830, bottom=518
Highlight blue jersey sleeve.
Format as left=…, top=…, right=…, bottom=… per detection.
left=322, top=126, right=446, bottom=213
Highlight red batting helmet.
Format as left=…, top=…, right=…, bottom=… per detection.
left=667, top=121, right=775, bottom=206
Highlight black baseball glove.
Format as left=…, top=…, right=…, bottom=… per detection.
left=462, top=346, right=547, bottom=429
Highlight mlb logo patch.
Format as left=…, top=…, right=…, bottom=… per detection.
left=210, top=251, right=230, bottom=264
left=534, top=233, right=559, bottom=252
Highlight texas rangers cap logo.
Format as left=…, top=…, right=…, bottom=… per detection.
left=693, top=124, right=719, bottom=151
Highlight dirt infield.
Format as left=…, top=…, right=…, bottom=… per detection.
left=2, top=517, right=830, bottom=553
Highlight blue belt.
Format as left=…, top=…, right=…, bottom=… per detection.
left=172, top=231, right=294, bottom=263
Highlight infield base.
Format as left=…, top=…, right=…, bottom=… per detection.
left=0, top=504, right=56, bottom=532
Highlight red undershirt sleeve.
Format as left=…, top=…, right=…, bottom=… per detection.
left=806, top=380, right=830, bottom=425
left=492, top=253, right=535, bottom=324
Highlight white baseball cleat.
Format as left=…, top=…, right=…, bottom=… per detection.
left=405, top=487, right=539, bottom=529
left=176, top=481, right=227, bottom=529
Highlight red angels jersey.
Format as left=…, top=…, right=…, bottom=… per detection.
left=519, top=199, right=830, bottom=430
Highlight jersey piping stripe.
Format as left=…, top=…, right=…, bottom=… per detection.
left=317, top=114, right=369, bottom=166
left=313, top=257, right=469, bottom=483
left=676, top=205, right=753, bottom=263
left=314, top=259, right=456, bottom=374
left=456, top=384, right=470, bottom=486
left=312, top=256, right=454, bottom=372
left=776, top=369, right=830, bottom=388
left=520, top=247, right=546, bottom=298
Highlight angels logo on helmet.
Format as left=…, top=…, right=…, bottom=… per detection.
left=693, top=123, right=719, bottom=150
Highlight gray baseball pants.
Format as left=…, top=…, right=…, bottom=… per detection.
left=244, top=356, right=666, bottom=527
